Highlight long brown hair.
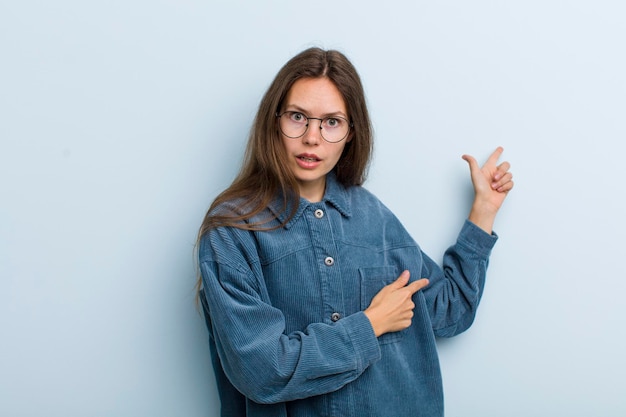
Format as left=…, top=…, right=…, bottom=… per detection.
left=198, top=47, right=373, bottom=240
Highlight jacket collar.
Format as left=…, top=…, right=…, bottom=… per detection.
left=268, top=172, right=352, bottom=229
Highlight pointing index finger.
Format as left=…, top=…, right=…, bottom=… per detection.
left=407, top=278, right=429, bottom=294
left=486, top=146, right=504, bottom=166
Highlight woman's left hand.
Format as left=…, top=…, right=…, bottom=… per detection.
left=462, top=146, right=514, bottom=233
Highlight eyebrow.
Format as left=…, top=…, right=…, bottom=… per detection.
left=284, top=104, right=348, bottom=119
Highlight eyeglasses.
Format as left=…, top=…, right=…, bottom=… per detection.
left=277, top=111, right=352, bottom=143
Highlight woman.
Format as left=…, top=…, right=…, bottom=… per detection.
left=197, top=47, right=513, bottom=417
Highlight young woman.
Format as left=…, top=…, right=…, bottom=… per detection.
left=197, top=47, right=513, bottom=417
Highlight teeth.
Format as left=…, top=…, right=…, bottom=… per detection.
left=300, top=157, right=317, bottom=162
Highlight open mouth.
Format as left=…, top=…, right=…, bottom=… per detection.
left=298, top=156, right=320, bottom=162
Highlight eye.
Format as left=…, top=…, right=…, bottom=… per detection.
left=324, top=117, right=343, bottom=129
left=288, top=111, right=306, bottom=123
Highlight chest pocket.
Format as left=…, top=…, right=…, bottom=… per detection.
left=359, top=266, right=405, bottom=345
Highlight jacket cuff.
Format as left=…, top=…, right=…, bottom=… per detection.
left=342, top=312, right=381, bottom=369
left=458, top=219, right=498, bottom=257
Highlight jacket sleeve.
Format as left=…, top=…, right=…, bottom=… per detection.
left=199, top=226, right=381, bottom=405
left=421, top=220, right=498, bottom=337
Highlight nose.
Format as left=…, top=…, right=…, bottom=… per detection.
left=302, top=118, right=323, bottom=145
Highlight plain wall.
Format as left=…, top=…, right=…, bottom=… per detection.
left=2, top=1, right=625, bottom=416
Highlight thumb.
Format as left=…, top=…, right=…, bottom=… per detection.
left=390, top=270, right=411, bottom=289
left=462, top=154, right=480, bottom=174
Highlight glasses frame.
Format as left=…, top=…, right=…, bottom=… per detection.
left=276, top=111, right=353, bottom=143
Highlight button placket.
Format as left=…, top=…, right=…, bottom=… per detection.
left=308, top=204, right=342, bottom=327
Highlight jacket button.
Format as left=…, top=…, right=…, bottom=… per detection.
left=331, top=312, right=341, bottom=322
left=324, top=257, right=334, bottom=266
left=314, top=209, right=324, bottom=219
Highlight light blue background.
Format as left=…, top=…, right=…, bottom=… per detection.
left=2, top=1, right=625, bottom=416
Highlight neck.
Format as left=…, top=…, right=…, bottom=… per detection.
left=298, top=178, right=326, bottom=203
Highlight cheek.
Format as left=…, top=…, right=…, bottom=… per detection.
left=281, top=136, right=295, bottom=154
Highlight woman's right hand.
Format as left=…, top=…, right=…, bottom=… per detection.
left=363, top=271, right=429, bottom=337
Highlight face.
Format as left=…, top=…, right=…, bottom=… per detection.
left=280, top=77, right=350, bottom=202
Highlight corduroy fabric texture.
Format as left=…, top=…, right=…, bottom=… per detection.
left=199, top=173, right=497, bottom=417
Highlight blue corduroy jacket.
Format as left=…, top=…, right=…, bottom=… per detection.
left=199, top=173, right=497, bottom=416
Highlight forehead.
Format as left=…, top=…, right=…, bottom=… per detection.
left=283, top=77, right=347, bottom=115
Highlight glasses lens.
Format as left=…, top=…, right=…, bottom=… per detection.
left=279, top=111, right=307, bottom=138
left=320, top=117, right=349, bottom=143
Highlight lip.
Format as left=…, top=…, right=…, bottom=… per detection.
left=295, top=153, right=322, bottom=169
